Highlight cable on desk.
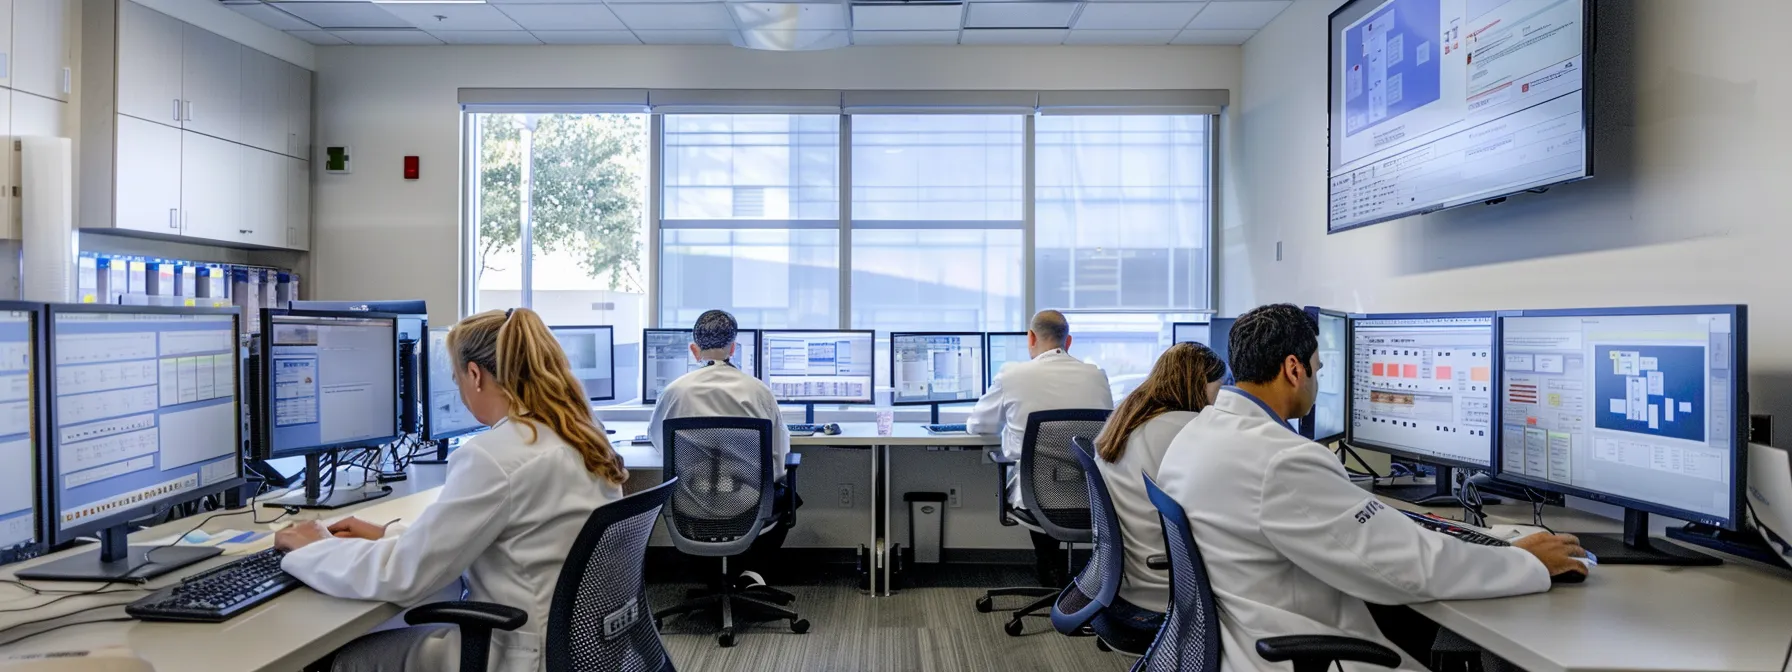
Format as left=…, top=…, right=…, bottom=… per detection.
left=1337, top=444, right=1383, bottom=482
left=0, top=602, right=135, bottom=646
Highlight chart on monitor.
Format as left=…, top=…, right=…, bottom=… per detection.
left=892, top=334, right=984, bottom=405
left=1348, top=314, right=1495, bottom=466
left=763, top=331, right=873, bottom=404
left=425, top=328, right=482, bottom=440
left=642, top=329, right=758, bottom=404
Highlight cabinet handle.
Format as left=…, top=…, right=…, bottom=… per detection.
left=184, top=100, right=193, bottom=122
left=174, top=99, right=182, bottom=123
left=169, top=208, right=179, bottom=229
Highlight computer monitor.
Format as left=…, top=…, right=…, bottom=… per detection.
left=890, top=333, right=985, bottom=418
left=0, top=303, right=43, bottom=568
left=422, top=327, right=483, bottom=442
left=1494, top=305, right=1746, bottom=566
left=20, top=305, right=245, bottom=582
left=641, top=328, right=760, bottom=405
left=984, top=332, right=1031, bottom=390
left=1209, top=317, right=1237, bottom=385
left=1347, top=312, right=1497, bottom=506
left=548, top=325, right=615, bottom=402
left=288, top=300, right=426, bottom=435
left=256, top=309, right=400, bottom=510
left=1300, top=307, right=1349, bottom=445
left=1171, top=322, right=1211, bottom=346
left=761, top=330, right=875, bottom=410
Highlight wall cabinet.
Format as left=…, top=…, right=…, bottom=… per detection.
left=12, top=0, right=68, bottom=103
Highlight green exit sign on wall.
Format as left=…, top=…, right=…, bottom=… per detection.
left=325, top=146, right=351, bottom=174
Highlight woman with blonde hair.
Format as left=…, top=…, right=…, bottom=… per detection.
left=276, top=307, right=629, bottom=672
left=1090, top=341, right=1227, bottom=651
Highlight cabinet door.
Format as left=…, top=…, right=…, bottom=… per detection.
left=116, top=115, right=183, bottom=234
left=179, top=131, right=240, bottom=242
left=181, top=25, right=241, bottom=143
left=117, top=1, right=185, bottom=127
left=241, top=50, right=286, bottom=154
left=284, top=62, right=311, bottom=159
left=11, top=0, right=67, bottom=102
left=0, top=0, right=16, bottom=91
left=285, top=157, right=309, bottom=250
left=242, top=148, right=285, bottom=247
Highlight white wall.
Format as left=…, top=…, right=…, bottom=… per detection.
left=1230, top=0, right=1792, bottom=423
left=309, top=44, right=1243, bottom=327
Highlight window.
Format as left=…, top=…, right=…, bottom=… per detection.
left=1065, top=312, right=1210, bottom=400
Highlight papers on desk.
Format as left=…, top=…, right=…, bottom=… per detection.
left=139, top=529, right=269, bottom=548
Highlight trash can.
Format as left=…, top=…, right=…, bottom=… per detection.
left=905, top=492, right=948, bottom=564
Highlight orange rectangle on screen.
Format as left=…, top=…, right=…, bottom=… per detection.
left=1373, top=363, right=1385, bottom=376
left=1471, top=366, right=1491, bottom=382
left=1403, top=364, right=1419, bottom=378
left=1436, top=366, right=1453, bottom=380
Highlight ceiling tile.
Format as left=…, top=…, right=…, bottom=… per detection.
left=487, top=0, right=611, bottom=3
left=851, top=30, right=961, bottom=45
left=958, top=27, right=1065, bottom=44
left=377, top=3, right=524, bottom=31
left=963, top=2, right=1076, bottom=29
left=430, top=30, right=544, bottom=44
left=333, top=28, right=446, bottom=45
left=1186, top=0, right=1287, bottom=29
left=633, top=29, right=738, bottom=43
left=609, top=3, right=735, bottom=29
left=532, top=30, right=644, bottom=44
left=1075, top=2, right=1204, bottom=29
left=1063, top=28, right=1177, bottom=44
left=494, top=3, right=626, bottom=30
left=851, top=4, right=963, bottom=31
left=732, top=2, right=848, bottom=30
left=286, top=29, right=351, bottom=45
left=268, top=2, right=409, bottom=29
left=227, top=3, right=318, bottom=31
left=607, top=0, right=717, bottom=4
left=1170, top=28, right=1253, bottom=44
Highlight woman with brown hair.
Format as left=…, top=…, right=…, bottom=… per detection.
left=1090, top=341, right=1227, bottom=650
left=275, top=307, right=630, bottom=672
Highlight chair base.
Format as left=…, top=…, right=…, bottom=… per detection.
left=975, top=587, right=1058, bottom=637
left=655, top=575, right=809, bottom=647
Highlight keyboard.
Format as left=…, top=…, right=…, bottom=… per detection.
left=787, top=423, right=821, bottom=437
left=126, top=548, right=302, bottom=623
left=1399, top=510, right=1510, bottom=547
left=924, top=423, right=968, bottom=434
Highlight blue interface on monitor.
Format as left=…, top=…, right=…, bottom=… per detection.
left=763, top=331, right=873, bottom=403
left=0, top=312, right=35, bottom=554
left=267, top=314, right=397, bottom=456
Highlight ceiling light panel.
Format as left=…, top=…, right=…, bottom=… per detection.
left=851, top=4, right=963, bottom=31
left=963, top=2, right=1076, bottom=29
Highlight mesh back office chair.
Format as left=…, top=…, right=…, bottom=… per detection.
left=1050, top=436, right=1145, bottom=655
left=403, top=478, right=681, bottom=672
left=977, top=409, right=1112, bottom=636
left=1139, top=474, right=1402, bottom=672
left=651, top=416, right=809, bottom=648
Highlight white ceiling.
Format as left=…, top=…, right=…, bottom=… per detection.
left=225, top=0, right=1290, bottom=46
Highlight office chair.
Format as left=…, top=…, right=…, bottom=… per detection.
left=977, top=408, right=1112, bottom=636
left=1139, top=474, right=1401, bottom=672
left=651, top=416, right=808, bottom=648
left=404, top=478, right=681, bottom=672
left=1050, top=436, right=1150, bottom=656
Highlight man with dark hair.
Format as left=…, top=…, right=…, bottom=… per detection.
left=1154, top=304, right=1591, bottom=671
left=968, top=309, right=1114, bottom=587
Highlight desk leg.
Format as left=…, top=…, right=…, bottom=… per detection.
left=867, top=444, right=881, bottom=597
left=881, top=443, right=892, bottom=597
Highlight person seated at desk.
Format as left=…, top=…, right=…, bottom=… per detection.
left=1090, top=341, right=1227, bottom=651
left=648, top=309, right=798, bottom=583
left=274, top=307, right=630, bottom=672
left=1155, top=303, right=1591, bottom=672
left=967, top=309, right=1114, bottom=588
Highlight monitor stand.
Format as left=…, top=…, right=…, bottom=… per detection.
left=803, top=404, right=816, bottom=425
left=410, top=439, right=451, bottom=465
left=262, top=451, right=394, bottom=510
left=17, top=526, right=221, bottom=583
left=930, top=405, right=942, bottom=425
left=1372, top=464, right=1463, bottom=507
left=1576, top=510, right=1720, bottom=566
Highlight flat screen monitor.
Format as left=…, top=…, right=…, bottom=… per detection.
left=261, top=311, right=401, bottom=459
left=1494, top=306, right=1746, bottom=530
left=0, top=303, right=43, bottom=567
left=422, top=327, right=483, bottom=441
left=641, top=328, right=759, bottom=405
left=1347, top=312, right=1496, bottom=468
left=890, top=333, right=985, bottom=406
left=761, top=330, right=875, bottom=405
left=984, top=332, right=1031, bottom=390
left=548, top=326, right=615, bottom=402
left=1302, top=307, right=1349, bottom=444
left=1171, top=322, right=1211, bottom=346
left=1327, top=0, right=1592, bottom=232
left=1209, top=317, right=1237, bottom=385
left=288, top=300, right=426, bottom=434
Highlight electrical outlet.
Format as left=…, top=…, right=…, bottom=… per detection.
left=947, top=488, right=961, bottom=508
left=837, top=483, right=854, bottom=508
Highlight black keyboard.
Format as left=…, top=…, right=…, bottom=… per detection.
left=1400, top=510, right=1510, bottom=547
left=924, top=423, right=968, bottom=434
left=127, top=548, right=302, bottom=623
left=787, top=423, right=821, bottom=436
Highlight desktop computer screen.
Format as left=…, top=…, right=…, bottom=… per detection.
left=1495, top=306, right=1745, bottom=528
left=985, top=332, right=1031, bottom=389
left=423, top=327, right=483, bottom=441
left=0, top=305, right=40, bottom=565
left=1172, top=322, right=1211, bottom=346
left=288, top=300, right=426, bottom=434
left=1303, top=308, right=1348, bottom=443
left=641, top=328, right=759, bottom=404
left=761, top=330, right=874, bottom=404
left=263, top=312, right=400, bottom=458
left=891, top=333, right=985, bottom=406
left=548, top=326, right=615, bottom=402
left=1348, top=312, right=1496, bottom=468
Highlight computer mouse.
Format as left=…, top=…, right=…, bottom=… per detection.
left=821, top=423, right=842, bottom=436
left=1552, top=557, right=1593, bottom=584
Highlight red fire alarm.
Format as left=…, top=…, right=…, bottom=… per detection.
left=403, top=156, right=420, bottom=180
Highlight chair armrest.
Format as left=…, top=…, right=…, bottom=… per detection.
left=1146, top=554, right=1169, bottom=571
left=781, top=452, right=800, bottom=529
left=1255, top=635, right=1401, bottom=669
left=988, top=450, right=1015, bottom=465
left=785, top=452, right=802, bottom=469
left=991, top=450, right=1016, bottom=527
left=406, top=601, right=529, bottom=632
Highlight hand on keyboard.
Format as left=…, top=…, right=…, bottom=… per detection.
left=127, top=549, right=302, bottom=623
left=274, top=521, right=331, bottom=553
left=327, top=517, right=392, bottom=541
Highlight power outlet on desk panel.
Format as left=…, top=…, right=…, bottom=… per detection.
left=837, top=483, right=854, bottom=508
left=948, top=488, right=962, bottom=508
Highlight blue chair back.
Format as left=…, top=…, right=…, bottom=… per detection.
left=546, top=478, right=679, bottom=672
left=1018, top=409, right=1113, bottom=542
left=1051, top=436, right=1125, bottom=635
left=1135, top=473, right=1222, bottom=672
left=660, top=416, right=776, bottom=557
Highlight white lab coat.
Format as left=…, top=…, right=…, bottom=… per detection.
left=966, top=349, right=1114, bottom=507
left=648, top=361, right=790, bottom=480
left=1094, top=410, right=1196, bottom=614
left=281, top=418, right=625, bottom=672
left=1155, top=388, right=1551, bottom=672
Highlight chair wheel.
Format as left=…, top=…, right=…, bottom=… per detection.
left=654, top=618, right=664, bottom=630
left=718, top=631, right=736, bottom=648
left=1097, top=640, right=1112, bottom=652
left=790, top=618, right=811, bottom=634
left=1004, top=619, right=1025, bottom=637
left=975, top=596, right=994, bottom=613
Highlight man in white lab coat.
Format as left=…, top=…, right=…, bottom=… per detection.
left=967, top=309, right=1114, bottom=587
left=1156, top=303, right=1591, bottom=671
left=649, top=310, right=798, bottom=579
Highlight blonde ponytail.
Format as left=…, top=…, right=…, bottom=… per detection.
left=448, top=308, right=628, bottom=485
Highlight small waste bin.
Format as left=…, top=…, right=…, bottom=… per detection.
left=905, top=492, right=948, bottom=564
